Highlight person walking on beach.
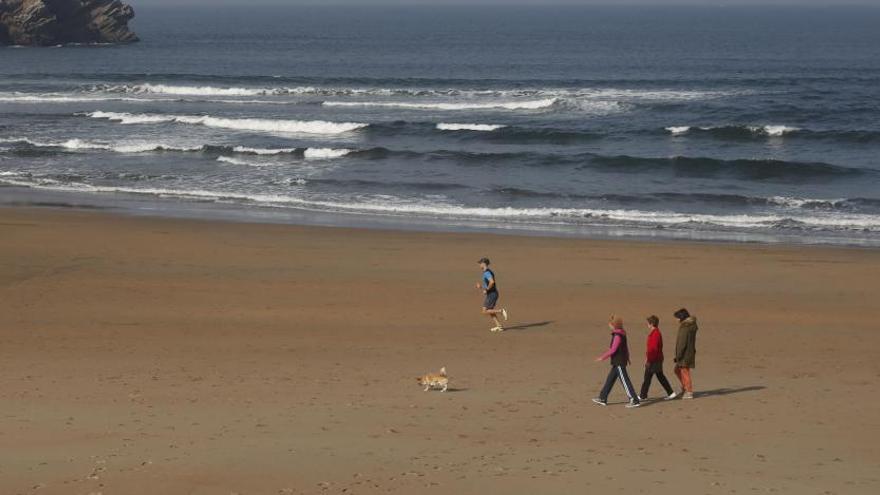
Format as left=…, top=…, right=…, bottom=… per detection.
left=593, top=315, right=641, bottom=408
left=476, top=257, right=508, bottom=332
left=638, top=315, right=677, bottom=401
left=673, top=308, right=698, bottom=400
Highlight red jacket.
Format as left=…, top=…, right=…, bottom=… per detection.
left=646, top=327, right=664, bottom=363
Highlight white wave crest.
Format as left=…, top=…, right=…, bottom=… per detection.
left=666, top=124, right=801, bottom=137
left=557, top=99, right=624, bottom=114
left=86, top=84, right=736, bottom=101
left=323, top=98, right=558, bottom=111
left=0, top=136, right=200, bottom=153
left=216, top=156, right=269, bottom=167
left=436, top=123, right=506, bottom=132
left=3, top=176, right=880, bottom=232
left=303, top=148, right=352, bottom=160
left=87, top=111, right=175, bottom=125
left=758, top=125, right=800, bottom=137
left=86, top=112, right=368, bottom=134
left=98, top=83, right=332, bottom=97
left=232, top=146, right=298, bottom=155
left=666, top=126, right=691, bottom=135
left=0, top=93, right=170, bottom=104
left=117, top=84, right=275, bottom=96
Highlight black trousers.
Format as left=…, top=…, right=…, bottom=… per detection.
left=640, top=362, right=674, bottom=398
left=598, top=365, right=639, bottom=404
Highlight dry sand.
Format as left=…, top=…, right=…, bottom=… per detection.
left=1, top=207, right=879, bottom=494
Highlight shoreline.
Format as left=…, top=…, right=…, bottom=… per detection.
left=3, top=185, right=878, bottom=249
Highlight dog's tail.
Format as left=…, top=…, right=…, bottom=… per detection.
left=439, top=366, right=447, bottom=376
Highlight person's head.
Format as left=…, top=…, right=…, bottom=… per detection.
left=674, top=308, right=691, bottom=322
left=608, top=314, right=624, bottom=330
left=478, top=257, right=491, bottom=270
left=646, top=315, right=659, bottom=328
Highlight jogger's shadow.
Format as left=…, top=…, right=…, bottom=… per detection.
left=505, top=320, right=554, bottom=331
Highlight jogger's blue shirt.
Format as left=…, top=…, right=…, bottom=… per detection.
left=482, top=269, right=496, bottom=292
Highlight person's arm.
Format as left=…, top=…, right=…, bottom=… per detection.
left=674, top=327, right=686, bottom=364
left=646, top=332, right=659, bottom=363
left=485, top=276, right=495, bottom=293
left=687, top=327, right=697, bottom=355
left=595, top=335, right=621, bottom=361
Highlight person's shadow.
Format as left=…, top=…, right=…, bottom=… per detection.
left=693, top=386, right=766, bottom=398
left=505, top=320, right=554, bottom=331
left=637, top=385, right=766, bottom=407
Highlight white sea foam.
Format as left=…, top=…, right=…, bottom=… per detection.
left=88, top=84, right=736, bottom=101
left=766, top=196, right=848, bottom=209
left=232, top=146, right=298, bottom=155
left=86, top=112, right=368, bottom=134
left=0, top=136, right=200, bottom=153
left=559, top=100, right=624, bottom=114
left=216, top=156, right=268, bottom=167
left=666, top=124, right=800, bottom=137
left=303, top=148, right=352, bottom=160
left=666, top=126, right=691, bottom=135
left=0, top=94, right=166, bottom=104
left=573, top=89, right=731, bottom=101
left=100, top=83, right=330, bottom=97
left=4, top=174, right=878, bottom=232
left=436, top=123, right=506, bottom=131
left=758, top=125, right=800, bottom=137
left=323, top=98, right=559, bottom=111
left=87, top=111, right=176, bottom=125
left=120, top=84, right=275, bottom=96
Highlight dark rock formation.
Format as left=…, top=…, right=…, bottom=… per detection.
left=0, top=0, right=137, bottom=46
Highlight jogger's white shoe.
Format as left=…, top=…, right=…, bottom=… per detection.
left=501, top=308, right=508, bottom=321
left=682, top=392, right=694, bottom=399
left=625, top=401, right=641, bottom=408
left=591, top=398, right=607, bottom=406
left=664, top=392, right=678, bottom=400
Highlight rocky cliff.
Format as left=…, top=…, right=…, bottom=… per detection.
left=0, top=0, right=137, bottom=46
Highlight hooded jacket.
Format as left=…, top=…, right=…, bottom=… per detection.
left=674, top=317, right=698, bottom=368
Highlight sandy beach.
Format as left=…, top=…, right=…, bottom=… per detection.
left=1, top=206, right=879, bottom=495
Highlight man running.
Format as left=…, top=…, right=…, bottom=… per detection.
left=476, top=257, right=508, bottom=332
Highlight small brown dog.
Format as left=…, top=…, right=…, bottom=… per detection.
left=417, top=366, right=448, bottom=392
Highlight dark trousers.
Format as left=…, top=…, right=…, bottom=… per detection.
left=640, top=362, right=674, bottom=398
left=598, top=365, right=639, bottom=404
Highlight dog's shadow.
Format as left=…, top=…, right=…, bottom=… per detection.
left=505, top=320, right=554, bottom=331
left=444, top=387, right=469, bottom=393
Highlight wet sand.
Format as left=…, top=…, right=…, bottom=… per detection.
left=1, top=207, right=879, bottom=494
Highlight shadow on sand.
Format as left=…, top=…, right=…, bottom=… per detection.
left=693, top=386, right=766, bottom=398
left=636, top=385, right=766, bottom=408
left=505, top=320, right=554, bottom=331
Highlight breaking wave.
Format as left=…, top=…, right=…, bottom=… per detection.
left=2, top=173, right=879, bottom=233
left=85, top=111, right=369, bottom=134
left=323, top=98, right=559, bottom=111
left=666, top=125, right=800, bottom=137
left=436, top=123, right=506, bottom=131
left=0, top=137, right=201, bottom=153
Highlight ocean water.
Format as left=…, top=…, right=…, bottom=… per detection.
left=2, top=6, right=880, bottom=245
